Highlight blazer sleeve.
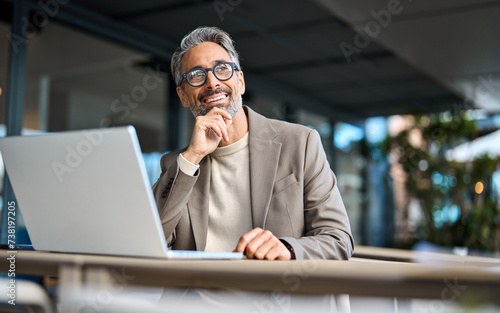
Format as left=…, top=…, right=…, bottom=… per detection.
left=280, top=129, right=355, bottom=260
left=152, top=152, right=198, bottom=246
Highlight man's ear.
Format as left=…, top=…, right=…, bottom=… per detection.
left=176, top=86, right=190, bottom=108
left=238, top=71, right=246, bottom=95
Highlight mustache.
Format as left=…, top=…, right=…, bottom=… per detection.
left=197, top=87, right=232, bottom=103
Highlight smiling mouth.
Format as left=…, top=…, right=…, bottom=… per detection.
left=203, top=94, right=228, bottom=104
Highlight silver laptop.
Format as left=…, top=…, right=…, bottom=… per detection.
left=0, top=126, right=243, bottom=259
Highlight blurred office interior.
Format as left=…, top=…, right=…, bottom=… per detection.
left=1, top=0, right=500, bottom=255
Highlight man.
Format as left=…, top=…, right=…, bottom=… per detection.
left=152, top=26, right=354, bottom=260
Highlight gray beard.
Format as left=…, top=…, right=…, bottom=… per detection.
left=188, top=90, right=242, bottom=118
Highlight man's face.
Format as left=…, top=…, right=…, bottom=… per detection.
left=176, top=42, right=246, bottom=117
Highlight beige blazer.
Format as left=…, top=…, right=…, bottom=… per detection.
left=152, top=106, right=354, bottom=259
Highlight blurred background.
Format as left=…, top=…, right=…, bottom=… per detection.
left=0, top=0, right=499, bottom=255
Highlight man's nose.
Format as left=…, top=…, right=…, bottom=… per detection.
left=205, top=70, right=221, bottom=89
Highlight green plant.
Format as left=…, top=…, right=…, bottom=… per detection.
left=381, top=111, right=500, bottom=252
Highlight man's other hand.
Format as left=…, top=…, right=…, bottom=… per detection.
left=233, top=227, right=293, bottom=260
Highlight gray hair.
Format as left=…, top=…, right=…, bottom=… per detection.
left=171, top=26, right=241, bottom=87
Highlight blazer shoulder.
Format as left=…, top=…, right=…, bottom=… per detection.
left=268, top=118, right=317, bottom=140
left=246, top=105, right=315, bottom=141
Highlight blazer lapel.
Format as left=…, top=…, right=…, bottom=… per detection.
left=187, top=156, right=211, bottom=250
left=246, top=107, right=281, bottom=228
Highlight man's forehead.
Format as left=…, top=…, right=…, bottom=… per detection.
left=181, top=42, right=232, bottom=69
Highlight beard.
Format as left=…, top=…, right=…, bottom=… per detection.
left=187, top=86, right=242, bottom=118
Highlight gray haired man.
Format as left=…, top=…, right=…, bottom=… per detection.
left=153, top=26, right=354, bottom=260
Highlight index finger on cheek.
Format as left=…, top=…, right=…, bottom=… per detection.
left=213, top=107, right=232, bottom=120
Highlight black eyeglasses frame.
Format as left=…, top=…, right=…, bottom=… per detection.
left=179, top=62, right=240, bottom=87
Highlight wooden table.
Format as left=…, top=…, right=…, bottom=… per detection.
left=353, top=245, right=500, bottom=267
left=1, top=249, right=500, bottom=302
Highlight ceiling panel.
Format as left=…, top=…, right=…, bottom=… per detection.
left=235, top=36, right=320, bottom=69
left=46, top=0, right=490, bottom=120
left=236, top=0, right=332, bottom=29
left=310, top=0, right=500, bottom=114
left=309, top=0, right=500, bottom=23
left=118, top=3, right=238, bottom=38
left=72, top=0, right=181, bottom=16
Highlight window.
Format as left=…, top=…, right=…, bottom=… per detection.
left=24, top=21, right=168, bottom=153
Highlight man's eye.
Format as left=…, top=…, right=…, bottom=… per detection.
left=189, top=70, right=205, bottom=78
left=216, top=64, right=231, bottom=72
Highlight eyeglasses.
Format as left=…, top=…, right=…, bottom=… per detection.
left=180, top=62, right=240, bottom=87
